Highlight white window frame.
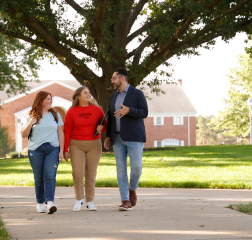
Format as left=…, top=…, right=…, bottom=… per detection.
left=154, top=141, right=162, bottom=147
left=154, top=116, right=164, bottom=125
left=173, top=116, right=184, bottom=125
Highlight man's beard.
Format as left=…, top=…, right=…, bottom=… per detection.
left=113, top=81, right=122, bottom=90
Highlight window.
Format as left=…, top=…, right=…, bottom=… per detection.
left=173, top=116, right=183, bottom=125
left=154, top=116, right=164, bottom=125
left=156, top=117, right=161, bottom=125
left=154, top=141, right=162, bottom=147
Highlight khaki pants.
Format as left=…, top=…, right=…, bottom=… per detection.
left=69, top=139, right=102, bottom=202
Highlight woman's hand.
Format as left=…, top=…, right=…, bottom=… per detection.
left=21, top=117, right=37, bottom=138
left=59, top=151, right=64, bottom=163
left=29, top=117, right=37, bottom=125
left=96, top=125, right=104, bottom=134
left=64, top=152, right=69, bottom=162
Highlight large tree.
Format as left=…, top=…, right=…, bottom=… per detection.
left=1, top=0, right=252, bottom=110
left=211, top=53, right=252, bottom=138
left=0, top=34, right=39, bottom=98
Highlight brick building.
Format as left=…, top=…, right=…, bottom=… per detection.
left=143, top=81, right=197, bottom=147
left=0, top=79, right=196, bottom=152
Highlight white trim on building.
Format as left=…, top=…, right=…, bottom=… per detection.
left=148, top=112, right=197, bottom=117
left=1, top=80, right=77, bottom=105
left=154, top=139, right=184, bottom=147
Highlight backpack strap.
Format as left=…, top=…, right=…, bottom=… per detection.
left=28, top=112, right=58, bottom=140
left=54, top=113, right=58, bottom=123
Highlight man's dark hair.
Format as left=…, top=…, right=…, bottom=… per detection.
left=114, top=67, right=129, bottom=81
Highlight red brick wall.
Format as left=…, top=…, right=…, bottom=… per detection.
left=0, top=83, right=74, bottom=150
left=144, top=116, right=196, bottom=147
left=190, top=116, right=196, bottom=146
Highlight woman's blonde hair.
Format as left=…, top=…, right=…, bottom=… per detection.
left=71, top=86, right=100, bottom=108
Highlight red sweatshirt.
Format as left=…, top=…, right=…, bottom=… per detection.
left=64, top=105, right=107, bottom=152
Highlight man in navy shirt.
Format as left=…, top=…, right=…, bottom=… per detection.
left=104, top=68, right=148, bottom=211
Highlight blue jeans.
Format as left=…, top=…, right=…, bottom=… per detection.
left=28, top=143, right=59, bottom=204
left=113, top=133, right=143, bottom=201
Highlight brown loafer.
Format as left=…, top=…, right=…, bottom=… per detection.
left=129, top=189, right=137, bottom=206
left=119, top=201, right=132, bottom=211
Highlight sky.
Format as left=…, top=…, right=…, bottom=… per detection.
left=38, top=32, right=248, bottom=117
left=172, top=32, right=248, bottom=116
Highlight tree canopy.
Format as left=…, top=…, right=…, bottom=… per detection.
left=1, top=0, right=252, bottom=109
left=211, top=53, right=252, bottom=137
left=0, top=34, right=39, bottom=98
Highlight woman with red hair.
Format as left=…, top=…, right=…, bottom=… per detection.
left=21, top=91, right=64, bottom=214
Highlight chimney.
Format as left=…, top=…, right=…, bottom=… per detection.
left=178, top=79, right=182, bottom=86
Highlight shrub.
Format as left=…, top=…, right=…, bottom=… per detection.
left=8, top=151, right=26, bottom=158
left=0, top=119, right=15, bottom=157
left=9, top=151, right=19, bottom=158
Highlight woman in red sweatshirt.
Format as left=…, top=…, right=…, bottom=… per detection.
left=64, top=86, right=107, bottom=212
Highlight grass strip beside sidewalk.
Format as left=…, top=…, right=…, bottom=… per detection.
left=0, top=215, right=11, bottom=240
left=0, top=145, right=252, bottom=188
left=227, top=202, right=252, bottom=215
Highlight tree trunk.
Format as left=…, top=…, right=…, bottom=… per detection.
left=95, top=86, right=115, bottom=152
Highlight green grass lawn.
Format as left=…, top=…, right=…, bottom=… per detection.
left=1, top=145, right=252, bottom=188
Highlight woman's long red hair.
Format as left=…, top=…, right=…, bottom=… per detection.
left=29, top=91, right=58, bottom=124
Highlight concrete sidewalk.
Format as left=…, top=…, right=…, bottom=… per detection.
left=1, top=186, right=252, bottom=240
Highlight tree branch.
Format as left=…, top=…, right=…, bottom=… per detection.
left=139, top=32, right=226, bottom=82
left=44, top=0, right=60, bottom=40
left=58, top=58, right=84, bottom=83
left=127, top=49, right=136, bottom=59
left=113, top=0, right=134, bottom=50
left=90, top=0, right=106, bottom=46
left=131, top=0, right=225, bottom=69
left=183, top=20, right=252, bottom=50
left=0, top=27, right=56, bottom=53
left=138, top=18, right=252, bottom=83
left=127, top=6, right=186, bottom=45
left=132, top=36, right=151, bottom=65
left=128, top=0, right=148, bottom=33
left=133, top=0, right=251, bottom=82
left=22, top=17, right=100, bottom=83
left=23, top=18, right=68, bottom=54
left=3, top=5, right=100, bottom=83
left=127, top=17, right=166, bottom=45
left=58, top=58, right=99, bottom=100
left=64, top=0, right=88, bottom=16
left=64, top=40, right=97, bottom=58
left=226, top=0, right=251, bottom=14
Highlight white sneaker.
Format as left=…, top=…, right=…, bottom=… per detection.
left=73, top=200, right=84, bottom=212
left=47, top=201, right=57, bottom=214
left=36, top=203, right=46, bottom=213
left=86, top=201, right=97, bottom=211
